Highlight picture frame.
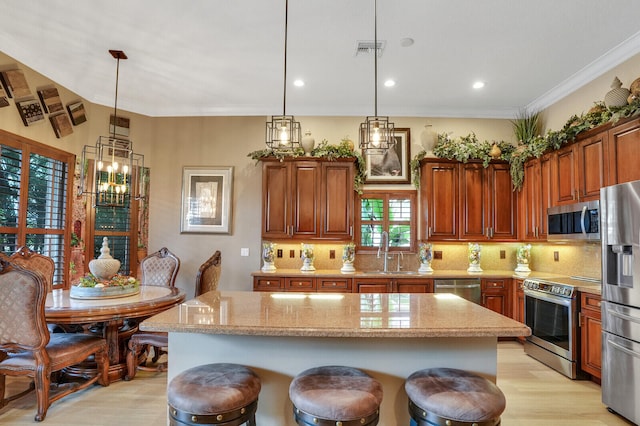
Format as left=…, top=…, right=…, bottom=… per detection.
left=362, top=127, right=411, bottom=184
left=49, top=112, right=73, bottom=138
left=37, top=87, right=63, bottom=113
left=16, top=98, right=45, bottom=126
left=67, top=101, right=87, bottom=125
left=181, top=166, right=233, bottom=234
left=110, top=115, right=130, bottom=136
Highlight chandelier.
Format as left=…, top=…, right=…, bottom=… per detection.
left=80, top=50, right=144, bottom=207
left=265, top=0, right=301, bottom=151
left=359, top=0, right=394, bottom=154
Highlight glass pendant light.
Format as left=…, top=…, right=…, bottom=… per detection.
left=360, top=0, right=394, bottom=154
left=266, top=0, right=301, bottom=151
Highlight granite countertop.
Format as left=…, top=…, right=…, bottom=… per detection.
left=141, top=290, right=531, bottom=338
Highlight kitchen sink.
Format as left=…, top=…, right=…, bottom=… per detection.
left=361, top=270, right=419, bottom=275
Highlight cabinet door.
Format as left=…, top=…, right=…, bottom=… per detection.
left=521, top=159, right=540, bottom=240
left=354, top=278, right=391, bottom=293
left=320, top=161, right=354, bottom=239
left=291, top=161, right=320, bottom=238
left=262, top=162, right=291, bottom=238
left=538, top=154, right=552, bottom=239
left=396, top=278, right=433, bottom=293
left=576, top=132, right=608, bottom=202
left=420, top=161, right=458, bottom=240
left=481, top=279, right=511, bottom=317
left=580, top=293, right=602, bottom=380
left=486, top=163, right=517, bottom=241
left=459, top=163, right=486, bottom=240
left=608, top=118, right=640, bottom=184
left=553, top=145, right=577, bottom=205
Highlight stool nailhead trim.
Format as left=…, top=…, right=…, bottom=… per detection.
left=408, top=400, right=500, bottom=426
left=292, top=405, right=379, bottom=426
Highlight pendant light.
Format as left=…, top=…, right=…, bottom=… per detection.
left=265, top=0, right=301, bottom=151
left=80, top=50, right=144, bottom=207
left=360, top=0, right=394, bottom=154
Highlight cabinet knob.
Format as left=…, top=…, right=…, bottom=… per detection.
left=266, top=281, right=271, bottom=285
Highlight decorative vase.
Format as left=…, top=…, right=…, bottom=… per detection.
left=341, top=242, right=356, bottom=273
left=467, top=243, right=482, bottom=272
left=515, top=243, right=532, bottom=274
left=300, top=243, right=315, bottom=271
left=604, top=76, right=631, bottom=108
left=88, top=237, right=121, bottom=280
left=301, top=130, right=315, bottom=157
left=418, top=242, right=433, bottom=273
left=489, top=143, right=502, bottom=159
left=261, top=242, right=276, bottom=272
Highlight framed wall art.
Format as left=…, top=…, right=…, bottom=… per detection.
left=16, top=99, right=45, bottom=126
left=38, top=87, right=63, bottom=113
left=181, top=166, right=234, bottom=234
left=67, top=101, right=87, bottom=125
left=362, top=127, right=411, bottom=184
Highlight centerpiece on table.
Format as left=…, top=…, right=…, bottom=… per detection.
left=70, top=237, right=140, bottom=299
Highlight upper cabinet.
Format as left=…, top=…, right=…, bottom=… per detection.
left=261, top=157, right=354, bottom=241
left=552, top=128, right=609, bottom=205
left=520, top=153, right=552, bottom=241
left=608, top=118, right=640, bottom=185
left=420, top=159, right=517, bottom=242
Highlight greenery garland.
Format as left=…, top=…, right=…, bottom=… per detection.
left=247, top=138, right=367, bottom=193
left=410, top=97, right=640, bottom=190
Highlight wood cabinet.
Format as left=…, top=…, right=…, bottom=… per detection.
left=253, top=276, right=284, bottom=291
left=552, top=129, right=608, bottom=206
left=317, top=277, right=352, bottom=293
left=354, top=278, right=393, bottom=293
left=481, top=278, right=511, bottom=317
left=261, top=158, right=354, bottom=240
left=254, top=275, right=352, bottom=293
left=420, top=159, right=516, bottom=241
left=459, top=162, right=517, bottom=241
left=520, top=154, right=552, bottom=240
left=285, top=276, right=315, bottom=292
left=513, top=278, right=526, bottom=343
left=580, top=292, right=602, bottom=381
left=608, top=117, right=640, bottom=184
left=395, top=278, right=434, bottom=293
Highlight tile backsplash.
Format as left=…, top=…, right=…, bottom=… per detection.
left=260, top=241, right=601, bottom=279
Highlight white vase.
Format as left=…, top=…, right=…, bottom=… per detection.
left=88, top=237, right=120, bottom=280
left=341, top=260, right=355, bottom=273
left=301, top=130, right=315, bottom=156
left=418, top=262, right=433, bottom=273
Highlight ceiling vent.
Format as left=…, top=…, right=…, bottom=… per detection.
left=355, top=40, right=386, bottom=57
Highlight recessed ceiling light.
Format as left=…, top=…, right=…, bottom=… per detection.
left=472, top=81, right=485, bottom=89
left=400, top=37, right=414, bottom=47
left=384, top=79, right=396, bottom=87
left=293, top=79, right=305, bottom=87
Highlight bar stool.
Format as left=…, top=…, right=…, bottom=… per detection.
left=405, top=367, right=506, bottom=426
left=289, top=365, right=383, bottom=426
left=167, top=363, right=261, bottom=426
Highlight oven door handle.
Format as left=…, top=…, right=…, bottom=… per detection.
left=524, top=289, right=572, bottom=307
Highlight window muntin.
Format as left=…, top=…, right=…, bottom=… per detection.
left=357, top=191, right=416, bottom=252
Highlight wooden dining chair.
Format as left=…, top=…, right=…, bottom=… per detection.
left=125, top=247, right=180, bottom=380
left=0, top=259, right=109, bottom=422
left=195, top=250, right=221, bottom=297
left=10, top=246, right=55, bottom=292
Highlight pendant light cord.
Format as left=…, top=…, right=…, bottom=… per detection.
left=283, top=0, right=289, bottom=116
left=374, top=0, right=378, bottom=117
left=112, top=56, right=120, bottom=140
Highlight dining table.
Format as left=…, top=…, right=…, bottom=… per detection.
left=45, top=284, right=185, bottom=382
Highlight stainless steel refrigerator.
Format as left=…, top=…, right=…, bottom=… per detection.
left=601, top=179, right=640, bottom=425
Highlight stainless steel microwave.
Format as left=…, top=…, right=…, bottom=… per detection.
left=547, top=200, right=600, bottom=241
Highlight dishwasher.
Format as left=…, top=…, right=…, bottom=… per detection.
left=434, top=279, right=481, bottom=305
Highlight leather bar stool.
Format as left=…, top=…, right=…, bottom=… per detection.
left=289, top=365, right=383, bottom=426
left=405, top=368, right=506, bottom=426
left=167, top=363, right=261, bottom=426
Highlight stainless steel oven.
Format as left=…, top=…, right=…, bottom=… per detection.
left=523, top=278, right=582, bottom=379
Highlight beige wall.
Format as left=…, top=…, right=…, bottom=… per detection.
left=3, top=48, right=626, bottom=295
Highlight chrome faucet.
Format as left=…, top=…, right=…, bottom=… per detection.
left=377, top=231, right=389, bottom=272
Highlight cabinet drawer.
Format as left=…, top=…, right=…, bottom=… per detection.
left=581, top=292, right=602, bottom=314
left=482, top=279, right=507, bottom=290
left=317, top=278, right=351, bottom=292
left=253, top=277, right=284, bottom=291
left=285, top=277, right=316, bottom=291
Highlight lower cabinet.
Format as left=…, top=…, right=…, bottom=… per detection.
left=253, top=276, right=284, bottom=291
left=513, top=278, right=526, bottom=343
left=354, top=278, right=434, bottom=293
left=580, top=292, right=602, bottom=381
left=253, top=275, right=352, bottom=293
left=481, top=279, right=512, bottom=317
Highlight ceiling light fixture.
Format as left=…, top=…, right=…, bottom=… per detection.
left=360, top=0, right=394, bottom=154
left=473, top=81, right=485, bottom=89
left=80, top=50, right=144, bottom=207
left=265, top=0, right=301, bottom=151
left=293, top=79, right=305, bottom=87
left=384, top=79, right=396, bottom=87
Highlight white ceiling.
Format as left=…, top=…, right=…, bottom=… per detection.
left=2, top=0, right=640, bottom=119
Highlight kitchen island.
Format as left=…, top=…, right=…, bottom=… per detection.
left=141, top=290, right=530, bottom=425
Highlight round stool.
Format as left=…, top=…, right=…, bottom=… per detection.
left=405, top=368, right=505, bottom=426
left=167, top=363, right=261, bottom=426
left=289, top=365, right=383, bottom=426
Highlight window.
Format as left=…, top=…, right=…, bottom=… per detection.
left=0, top=130, right=74, bottom=288
left=356, top=190, right=416, bottom=252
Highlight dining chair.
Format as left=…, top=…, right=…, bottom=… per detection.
left=10, top=246, right=55, bottom=292
left=125, top=247, right=180, bottom=380
left=195, top=250, right=221, bottom=297
left=0, top=259, right=109, bottom=422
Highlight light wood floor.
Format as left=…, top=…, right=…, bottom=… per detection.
left=0, top=341, right=635, bottom=425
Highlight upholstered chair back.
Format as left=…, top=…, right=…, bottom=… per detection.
left=140, top=247, right=180, bottom=287
left=10, top=246, right=55, bottom=292
left=0, top=260, right=49, bottom=350
left=195, top=251, right=221, bottom=297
